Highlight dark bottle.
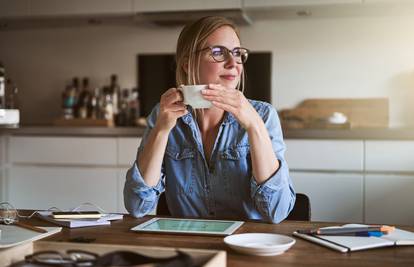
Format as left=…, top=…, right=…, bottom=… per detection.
left=71, top=77, right=80, bottom=118
left=0, top=62, right=6, bottom=109
left=116, top=89, right=129, bottom=126
left=128, top=87, right=140, bottom=126
left=5, top=79, right=19, bottom=109
left=78, top=77, right=92, bottom=119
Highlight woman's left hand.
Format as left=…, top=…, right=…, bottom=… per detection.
left=201, top=83, right=261, bottom=130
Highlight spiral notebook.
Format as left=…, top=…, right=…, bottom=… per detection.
left=293, top=224, right=414, bottom=253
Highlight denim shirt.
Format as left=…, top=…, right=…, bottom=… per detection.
left=124, top=100, right=296, bottom=223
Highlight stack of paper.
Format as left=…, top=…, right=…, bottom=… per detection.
left=37, top=211, right=123, bottom=228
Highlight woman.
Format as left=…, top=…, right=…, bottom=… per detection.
left=124, top=16, right=295, bottom=223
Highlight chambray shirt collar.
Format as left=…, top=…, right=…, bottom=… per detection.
left=181, top=106, right=237, bottom=125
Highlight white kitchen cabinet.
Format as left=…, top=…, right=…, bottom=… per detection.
left=30, top=0, right=133, bottom=17
left=365, top=140, right=414, bottom=172
left=117, top=168, right=128, bottom=214
left=0, top=135, right=5, bottom=201
left=291, top=171, right=364, bottom=222
left=365, top=174, right=414, bottom=225
left=0, top=0, right=30, bottom=18
left=363, top=0, right=414, bottom=4
left=9, top=136, right=117, bottom=166
left=285, top=139, right=364, bottom=171
left=7, top=166, right=119, bottom=212
left=133, top=0, right=242, bottom=12
left=243, top=0, right=362, bottom=8
left=117, top=137, right=141, bottom=166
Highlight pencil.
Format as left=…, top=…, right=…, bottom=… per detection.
left=14, top=221, right=48, bottom=233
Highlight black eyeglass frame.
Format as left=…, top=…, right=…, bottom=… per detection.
left=25, top=250, right=99, bottom=266
left=197, top=45, right=250, bottom=64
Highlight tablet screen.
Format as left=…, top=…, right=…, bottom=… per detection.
left=131, top=218, right=244, bottom=236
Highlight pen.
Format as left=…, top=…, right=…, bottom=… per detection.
left=14, top=221, right=48, bottom=233
left=318, top=231, right=384, bottom=237
left=297, top=225, right=395, bottom=235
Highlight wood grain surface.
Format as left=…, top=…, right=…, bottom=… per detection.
left=17, top=213, right=413, bottom=267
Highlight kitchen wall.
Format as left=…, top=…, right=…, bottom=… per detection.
left=0, top=9, right=414, bottom=127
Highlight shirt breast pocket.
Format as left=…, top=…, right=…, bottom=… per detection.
left=165, top=146, right=195, bottom=195
left=220, top=145, right=251, bottom=195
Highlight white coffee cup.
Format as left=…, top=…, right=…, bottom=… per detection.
left=179, top=84, right=212, bottom=109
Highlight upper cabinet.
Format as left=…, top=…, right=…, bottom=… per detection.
left=0, top=0, right=133, bottom=19
left=133, top=0, right=242, bottom=12
left=0, top=0, right=30, bottom=18
left=30, top=0, right=133, bottom=17
left=243, top=0, right=362, bottom=8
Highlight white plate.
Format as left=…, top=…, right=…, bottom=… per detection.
left=224, top=233, right=296, bottom=256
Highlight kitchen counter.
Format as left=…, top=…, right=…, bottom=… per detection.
left=0, top=126, right=146, bottom=137
left=1, top=126, right=414, bottom=139
left=283, top=127, right=414, bottom=140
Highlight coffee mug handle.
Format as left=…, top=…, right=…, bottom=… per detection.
left=177, top=85, right=187, bottom=104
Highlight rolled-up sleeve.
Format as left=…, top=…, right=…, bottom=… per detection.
left=123, top=104, right=166, bottom=217
left=250, top=104, right=296, bottom=223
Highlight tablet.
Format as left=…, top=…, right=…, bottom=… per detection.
left=131, top=217, right=244, bottom=236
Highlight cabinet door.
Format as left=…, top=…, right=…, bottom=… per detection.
left=0, top=136, right=4, bottom=201
left=0, top=0, right=30, bottom=18
left=9, top=136, right=117, bottom=166
left=365, top=140, right=414, bottom=172
left=117, top=137, right=141, bottom=166
left=7, top=166, right=119, bottom=212
left=285, top=139, right=364, bottom=171
left=117, top=168, right=128, bottom=214
left=365, top=174, right=414, bottom=226
left=30, top=0, right=133, bottom=16
left=133, top=0, right=241, bottom=12
left=244, top=0, right=361, bottom=8
left=291, top=171, right=363, bottom=222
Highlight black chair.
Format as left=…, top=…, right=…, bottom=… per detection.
left=156, top=192, right=311, bottom=221
left=156, top=193, right=170, bottom=216
left=286, top=193, right=311, bottom=221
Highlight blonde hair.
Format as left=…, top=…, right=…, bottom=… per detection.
left=175, top=16, right=245, bottom=92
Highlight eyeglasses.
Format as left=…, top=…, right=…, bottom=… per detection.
left=198, top=45, right=249, bottom=64
left=21, top=249, right=194, bottom=267
left=25, top=250, right=98, bottom=266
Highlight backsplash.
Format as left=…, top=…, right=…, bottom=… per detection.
left=0, top=14, right=414, bottom=127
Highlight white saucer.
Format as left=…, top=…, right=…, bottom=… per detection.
left=224, top=233, right=296, bottom=256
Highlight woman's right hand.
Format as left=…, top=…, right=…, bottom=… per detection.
left=155, top=87, right=188, bottom=132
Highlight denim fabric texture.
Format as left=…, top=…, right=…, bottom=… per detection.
left=124, top=100, right=296, bottom=223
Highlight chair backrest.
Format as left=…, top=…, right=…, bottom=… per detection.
left=156, top=193, right=170, bottom=216
left=156, top=192, right=311, bottom=221
left=286, top=193, right=311, bottom=221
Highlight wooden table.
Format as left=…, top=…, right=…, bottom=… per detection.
left=27, top=215, right=414, bottom=267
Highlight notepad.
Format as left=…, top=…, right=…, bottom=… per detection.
left=293, top=224, right=414, bottom=253
left=37, top=211, right=123, bottom=228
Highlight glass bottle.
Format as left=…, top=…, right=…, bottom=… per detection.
left=109, top=74, right=120, bottom=116
left=102, top=86, right=114, bottom=121
left=0, top=62, right=6, bottom=109
left=78, top=77, right=91, bottom=119
left=5, top=79, right=19, bottom=109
